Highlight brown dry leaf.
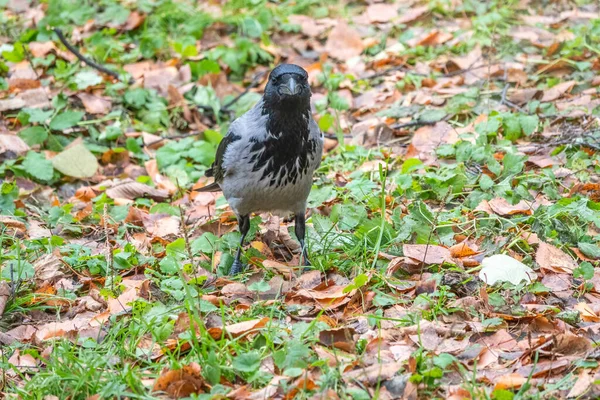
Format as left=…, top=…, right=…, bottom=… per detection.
left=0, top=87, right=50, bottom=111
left=33, top=252, right=65, bottom=285
left=536, top=242, right=577, bottom=273
left=0, top=281, right=10, bottom=317
left=152, top=363, right=208, bottom=398
left=397, top=6, right=428, bottom=24
left=319, top=327, right=356, bottom=353
left=105, top=179, right=169, bottom=202
left=9, top=78, right=41, bottom=91
left=207, top=317, right=269, bottom=340
left=123, top=11, right=145, bottom=31
left=28, top=41, right=56, bottom=58
left=488, top=198, right=534, bottom=216
left=0, top=133, right=31, bottom=156
left=7, top=348, right=38, bottom=371
left=77, top=93, right=111, bottom=115
left=366, top=3, right=398, bottom=23
left=574, top=303, right=600, bottom=322
left=403, top=244, right=451, bottom=265
left=288, top=15, right=330, bottom=38
left=262, top=259, right=294, bottom=277
left=494, top=373, right=527, bottom=390
left=552, top=333, right=592, bottom=357
left=344, top=362, right=403, bottom=385
left=509, top=88, right=543, bottom=105
left=107, top=279, right=146, bottom=314
left=34, top=316, right=92, bottom=343
left=145, top=159, right=178, bottom=194
left=567, top=369, right=593, bottom=398
left=449, top=241, right=479, bottom=258
left=297, top=270, right=322, bottom=289
left=0, top=215, right=27, bottom=238
left=541, top=81, right=576, bottom=102
left=517, top=359, right=570, bottom=378
left=405, top=122, right=458, bottom=165
left=325, top=21, right=364, bottom=61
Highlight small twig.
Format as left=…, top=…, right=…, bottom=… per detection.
left=103, top=204, right=114, bottom=292
left=499, top=67, right=527, bottom=113
left=390, top=120, right=437, bottom=130
left=390, top=114, right=452, bottom=130
left=52, top=27, right=133, bottom=84
left=323, top=133, right=351, bottom=140
left=146, top=131, right=203, bottom=147
left=222, top=70, right=267, bottom=111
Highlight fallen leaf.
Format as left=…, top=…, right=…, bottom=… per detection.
left=105, top=179, right=169, bottom=202
left=319, top=327, right=356, bottom=352
left=574, top=303, right=600, bottom=322
left=33, top=253, right=65, bottom=285
left=494, top=373, right=527, bottom=390
left=325, top=21, right=364, bottom=61
left=0, top=281, right=10, bottom=317
left=207, top=317, right=270, bottom=340
left=77, top=93, right=111, bottom=115
left=479, top=254, right=537, bottom=285
left=405, top=122, right=458, bottom=165
left=552, top=333, right=592, bottom=357
left=123, top=11, right=145, bottom=31
left=261, top=259, right=294, bottom=276
left=0, top=133, right=31, bottom=156
left=541, top=81, right=576, bottom=102
left=567, top=369, right=593, bottom=398
left=536, top=242, right=577, bottom=273
left=28, top=41, right=56, bottom=58
left=366, top=3, right=398, bottom=23
left=7, top=349, right=38, bottom=371
left=488, top=198, right=533, bottom=216
left=403, top=244, right=451, bottom=265
left=397, top=6, right=428, bottom=24
left=51, top=139, right=99, bottom=178
left=0, top=88, right=50, bottom=111
left=288, top=15, right=331, bottom=38
left=344, top=362, right=403, bottom=385
left=449, top=241, right=479, bottom=258
left=152, top=363, right=208, bottom=398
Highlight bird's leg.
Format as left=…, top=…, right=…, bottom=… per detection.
left=294, top=213, right=310, bottom=267
left=230, top=214, right=250, bottom=275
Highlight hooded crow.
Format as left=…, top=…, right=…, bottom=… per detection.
left=196, top=64, right=324, bottom=275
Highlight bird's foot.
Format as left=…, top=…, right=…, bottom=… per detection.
left=229, top=260, right=245, bottom=275
left=299, top=254, right=311, bottom=272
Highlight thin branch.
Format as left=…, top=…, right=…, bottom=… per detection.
left=499, top=67, right=527, bottom=113
left=222, top=70, right=267, bottom=111
left=52, top=28, right=133, bottom=84
left=390, top=120, right=437, bottom=130
left=390, top=114, right=452, bottom=130
left=146, top=131, right=203, bottom=147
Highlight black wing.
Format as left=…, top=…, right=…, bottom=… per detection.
left=205, top=131, right=241, bottom=183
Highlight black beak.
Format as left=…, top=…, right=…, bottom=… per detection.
left=279, top=77, right=301, bottom=96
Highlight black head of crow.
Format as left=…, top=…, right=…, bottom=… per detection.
left=263, top=64, right=311, bottom=111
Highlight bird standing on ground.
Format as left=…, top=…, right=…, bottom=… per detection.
left=196, top=64, right=324, bottom=275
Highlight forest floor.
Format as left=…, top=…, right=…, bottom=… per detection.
left=1, top=0, right=600, bottom=399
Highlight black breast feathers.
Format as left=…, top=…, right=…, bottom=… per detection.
left=249, top=108, right=317, bottom=188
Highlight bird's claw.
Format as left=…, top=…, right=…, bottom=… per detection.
left=300, top=254, right=311, bottom=272
left=230, top=260, right=245, bottom=275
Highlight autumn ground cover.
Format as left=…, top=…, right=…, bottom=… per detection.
left=1, top=0, right=600, bottom=398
